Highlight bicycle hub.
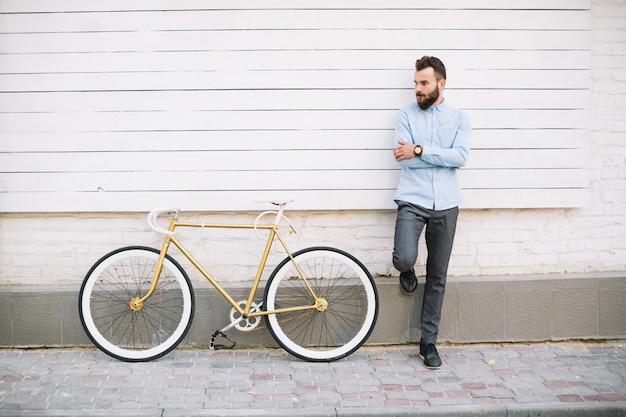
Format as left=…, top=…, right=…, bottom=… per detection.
left=129, top=298, right=143, bottom=311
left=315, top=298, right=328, bottom=312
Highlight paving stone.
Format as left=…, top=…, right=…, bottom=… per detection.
left=0, top=342, right=624, bottom=416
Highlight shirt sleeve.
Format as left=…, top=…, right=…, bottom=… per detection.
left=421, top=110, right=471, bottom=168
left=393, top=108, right=434, bottom=168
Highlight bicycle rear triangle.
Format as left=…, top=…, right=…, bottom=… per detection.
left=79, top=200, right=379, bottom=362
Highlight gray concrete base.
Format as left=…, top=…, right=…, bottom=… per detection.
left=1, top=272, right=624, bottom=348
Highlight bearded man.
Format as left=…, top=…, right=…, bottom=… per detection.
left=391, top=56, right=471, bottom=369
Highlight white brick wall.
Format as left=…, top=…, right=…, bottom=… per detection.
left=0, top=0, right=624, bottom=286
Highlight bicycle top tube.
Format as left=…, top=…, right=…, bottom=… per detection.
left=147, top=197, right=298, bottom=236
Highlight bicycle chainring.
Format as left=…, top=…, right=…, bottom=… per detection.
left=229, top=301, right=263, bottom=331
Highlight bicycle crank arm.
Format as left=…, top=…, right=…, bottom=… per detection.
left=220, top=316, right=245, bottom=333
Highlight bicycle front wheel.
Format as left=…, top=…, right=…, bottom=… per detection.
left=79, top=246, right=194, bottom=362
left=264, top=247, right=378, bottom=362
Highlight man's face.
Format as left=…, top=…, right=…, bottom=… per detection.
left=414, top=67, right=444, bottom=110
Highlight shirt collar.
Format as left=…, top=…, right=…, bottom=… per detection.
left=433, top=98, right=446, bottom=112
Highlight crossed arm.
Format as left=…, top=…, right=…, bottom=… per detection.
left=392, top=111, right=471, bottom=169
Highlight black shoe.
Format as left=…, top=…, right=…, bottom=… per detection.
left=420, top=344, right=442, bottom=370
left=399, top=269, right=418, bottom=294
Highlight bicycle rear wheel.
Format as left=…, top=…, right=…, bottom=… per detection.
left=79, top=246, right=194, bottom=362
left=264, top=247, right=378, bottom=362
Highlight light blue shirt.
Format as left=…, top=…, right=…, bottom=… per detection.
left=393, top=100, right=471, bottom=210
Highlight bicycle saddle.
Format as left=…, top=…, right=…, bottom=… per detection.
left=253, top=196, right=297, bottom=206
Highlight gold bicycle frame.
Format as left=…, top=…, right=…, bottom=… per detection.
left=130, top=213, right=324, bottom=318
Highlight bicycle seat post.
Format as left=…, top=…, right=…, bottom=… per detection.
left=273, top=203, right=287, bottom=225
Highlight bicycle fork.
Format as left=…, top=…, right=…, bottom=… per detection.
left=129, top=211, right=179, bottom=312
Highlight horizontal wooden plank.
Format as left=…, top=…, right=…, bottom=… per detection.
left=4, top=131, right=393, bottom=152
left=467, top=110, right=590, bottom=129
left=0, top=30, right=590, bottom=54
left=0, top=89, right=590, bottom=113
left=0, top=109, right=590, bottom=132
left=0, top=109, right=393, bottom=131
left=465, top=149, right=587, bottom=169
left=0, top=50, right=591, bottom=74
left=0, top=149, right=587, bottom=174
left=0, top=129, right=588, bottom=152
left=0, top=187, right=590, bottom=213
left=460, top=169, right=588, bottom=189
left=0, top=168, right=588, bottom=193
left=463, top=188, right=589, bottom=208
left=0, top=10, right=590, bottom=33
left=0, top=150, right=395, bottom=172
left=0, top=70, right=592, bottom=91
left=0, top=0, right=591, bottom=14
left=0, top=170, right=398, bottom=192
left=472, top=130, right=589, bottom=150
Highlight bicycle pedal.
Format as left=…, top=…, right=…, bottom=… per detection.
left=210, top=330, right=236, bottom=350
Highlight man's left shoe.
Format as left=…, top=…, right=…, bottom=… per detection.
left=419, top=344, right=442, bottom=370
left=399, top=269, right=418, bottom=294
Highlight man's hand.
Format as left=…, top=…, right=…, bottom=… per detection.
left=394, top=140, right=412, bottom=161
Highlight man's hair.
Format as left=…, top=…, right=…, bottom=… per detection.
left=415, top=56, right=446, bottom=80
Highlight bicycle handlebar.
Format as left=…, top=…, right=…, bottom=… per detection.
left=147, top=208, right=179, bottom=236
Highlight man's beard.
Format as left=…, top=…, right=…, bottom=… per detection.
left=416, top=86, right=440, bottom=110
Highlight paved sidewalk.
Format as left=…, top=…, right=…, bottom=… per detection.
left=0, top=342, right=625, bottom=416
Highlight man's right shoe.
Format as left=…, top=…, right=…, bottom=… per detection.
left=419, top=344, right=442, bottom=370
left=399, top=269, right=417, bottom=294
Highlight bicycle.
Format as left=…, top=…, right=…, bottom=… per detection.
left=78, top=197, right=379, bottom=362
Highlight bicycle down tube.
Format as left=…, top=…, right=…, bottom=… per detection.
left=135, top=209, right=323, bottom=318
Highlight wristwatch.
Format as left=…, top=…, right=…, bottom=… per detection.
left=413, top=145, right=423, bottom=157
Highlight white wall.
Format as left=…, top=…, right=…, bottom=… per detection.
left=0, top=0, right=590, bottom=211
left=1, top=0, right=624, bottom=286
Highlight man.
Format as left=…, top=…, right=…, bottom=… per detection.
left=392, top=56, right=471, bottom=369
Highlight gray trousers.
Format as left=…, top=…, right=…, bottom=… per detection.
left=392, top=201, right=459, bottom=346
